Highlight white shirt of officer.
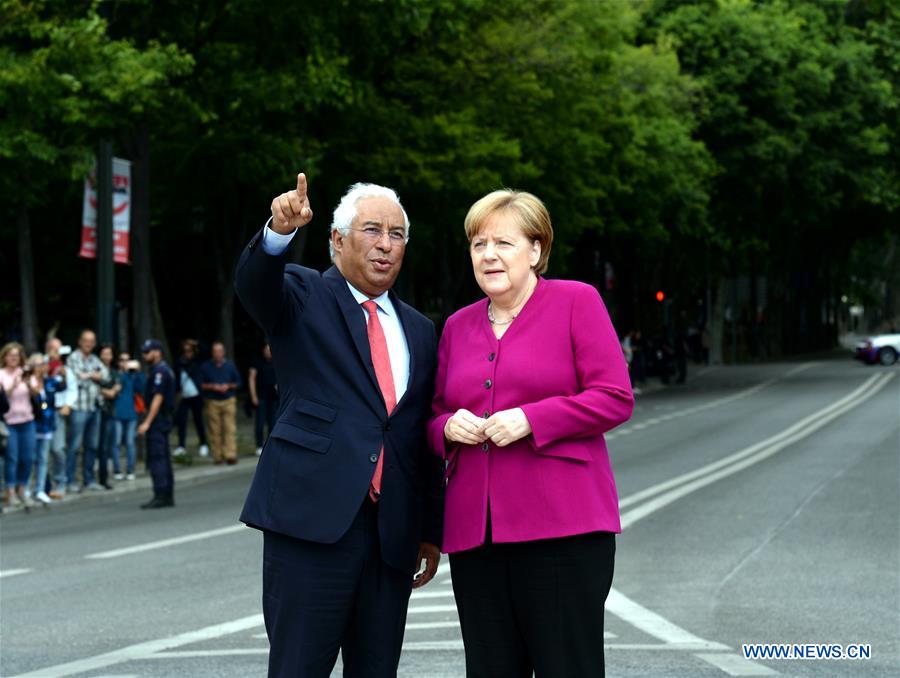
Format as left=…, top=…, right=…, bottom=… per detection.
left=260, top=222, right=409, bottom=401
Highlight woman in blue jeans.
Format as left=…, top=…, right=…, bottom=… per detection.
left=1, top=342, right=40, bottom=508
left=109, top=352, right=145, bottom=480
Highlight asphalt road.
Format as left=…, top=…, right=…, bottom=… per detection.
left=1, top=359, right=897, bottom=677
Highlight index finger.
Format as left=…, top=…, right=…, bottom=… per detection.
left=296, top=172, right=307, bottom=199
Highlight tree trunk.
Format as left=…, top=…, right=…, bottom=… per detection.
left=212, top=232, right=236, bottom=360
left=128, top=124, right=170, bottom=358
left=709, top=276, right=727, bottom=365
left=16, top=205, right=39, bottom=351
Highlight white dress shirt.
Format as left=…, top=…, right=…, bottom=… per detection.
left=261, top=221, right=410, bottom=399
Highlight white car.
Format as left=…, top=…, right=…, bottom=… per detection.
left=855, top=334, right=900, bottom=366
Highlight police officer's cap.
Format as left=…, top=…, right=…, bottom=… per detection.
left=141, top=338, right=163, bottom=353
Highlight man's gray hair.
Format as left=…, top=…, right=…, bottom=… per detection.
left=329, top=183, right=410, bottom=261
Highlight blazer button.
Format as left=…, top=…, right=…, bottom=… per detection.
left=384, top=422, right=391, bottom=431
left=481, top=442, right=489, bottom=452
left=483, top=411, right=490, bottom=418
left=369, top=454, right=378, bottom=463
left=488, top=352, right=495, bottom=361
left=484, top=379, right=492, bottom=389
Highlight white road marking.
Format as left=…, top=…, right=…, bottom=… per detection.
left=84, top=524, right=249, bottom=559
left=410, top=590, right=455, bottom=599
left=696, top=653, right=778, bottom=675
left=403, top=640, right=465, bottom=651
left=609, top=362, right=818, bottom=442
left=619, top=372, right=892, bottom=521
left=406, top=604, right=459, bottom=614
left=406, top=621, right=461, bottom=630
left=0, top=568, right=33, bottom=578
left=8, top=614, right=264, bottom=678
left=605, top=589, right=729, bottom=650
left=150, top=649, right=267, bottom=658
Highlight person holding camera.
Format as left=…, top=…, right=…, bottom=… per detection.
left=110, top=352, right=145, bottom=480
left=29, top=353, right=60, bottom=504
left=1, top=342, right=41, bottom=508
left=44, top=338, right=73, bottom=499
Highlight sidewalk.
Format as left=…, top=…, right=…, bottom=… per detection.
left=1, top=409, right=262, bottom=515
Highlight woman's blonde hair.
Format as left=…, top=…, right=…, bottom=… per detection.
left=0, top=342, right=25, bottom=368
left=464, top=189, right=554, bottom=275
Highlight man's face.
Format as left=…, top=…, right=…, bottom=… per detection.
left=141, top=349, right=159, bottom=365
left=332, top=196, right=407, bottom=297
left=79, top=331, right=96, bottom=355
left=212, top=344, right=226, bottom=362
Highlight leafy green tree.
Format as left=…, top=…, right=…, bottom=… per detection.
left=0, top=0, right=190, bottom=350
left=643, top=0, right=896, bottom=357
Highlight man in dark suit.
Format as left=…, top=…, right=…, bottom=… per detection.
left=234, top=173, right=443, bottom=678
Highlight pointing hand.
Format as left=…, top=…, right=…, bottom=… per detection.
left=270, top=172, right=314, bottom=234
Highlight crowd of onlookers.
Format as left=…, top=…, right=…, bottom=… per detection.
left=0, top=330, right=278, bottom=510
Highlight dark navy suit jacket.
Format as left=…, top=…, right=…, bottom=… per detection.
left=234, top=227, right=443, bottom=573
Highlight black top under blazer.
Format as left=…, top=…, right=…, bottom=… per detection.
left=234, top=227, right=443, bottom=573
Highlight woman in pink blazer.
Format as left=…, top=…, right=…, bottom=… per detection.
left=428, top=190, right=633, bottom=678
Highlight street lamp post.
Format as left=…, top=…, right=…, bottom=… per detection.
left=96, top=139, right=115, bottom=344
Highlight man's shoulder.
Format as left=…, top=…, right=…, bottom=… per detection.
left=284, top=263, right=327, bottom=285
left=392, top=295, right=434, bottom=331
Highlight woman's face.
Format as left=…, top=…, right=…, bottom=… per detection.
left=4, top=349, right=21, bottom=369
left=470, top=212, right=540, bottom=302
left=100, top=347, right=113, bottom=366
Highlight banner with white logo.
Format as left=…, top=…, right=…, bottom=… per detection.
left=79, top=157, right=131, bottom=264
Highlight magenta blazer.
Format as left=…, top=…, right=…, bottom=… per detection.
left=428, top=278, right=634, bottom=554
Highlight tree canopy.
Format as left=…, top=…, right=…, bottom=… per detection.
left=2, top=0, right=897, bottom=363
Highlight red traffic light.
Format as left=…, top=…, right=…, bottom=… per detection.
left=655, top=290, right=665, bottom=302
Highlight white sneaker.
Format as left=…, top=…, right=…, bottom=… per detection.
left=126, top=473, right=136, bottom=481
left=86, top=482, right=104, bottom=491
left=198, top=445, right=210, bottom=457
left=114, top=473, right=125, bottom=480
left=255, top=447, right=263, bottom=456
left=35, top=491, right=52, bottom=504
left=173, top=446, right=186, bottom=455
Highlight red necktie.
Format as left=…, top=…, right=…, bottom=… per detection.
left=363, top=300, right=397, bottom=502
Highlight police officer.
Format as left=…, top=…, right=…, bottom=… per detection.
left=137, top=339, right=176, bottom=509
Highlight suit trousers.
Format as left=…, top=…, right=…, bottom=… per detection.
left=262, top=500, right=413, bottom=678
left=205, top=397, right=236, bottom=461
left=449, top=526, right=616, bottom=678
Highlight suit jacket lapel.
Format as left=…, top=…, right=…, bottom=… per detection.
left=323, top=267, right=383, bottom=405
left=389, top=289, right=416, bottom=413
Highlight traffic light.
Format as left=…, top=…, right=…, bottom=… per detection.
left=656, top=290, right=665, bottom=302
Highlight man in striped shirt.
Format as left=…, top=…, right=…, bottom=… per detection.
left=64, top=330, right=109, bottom=492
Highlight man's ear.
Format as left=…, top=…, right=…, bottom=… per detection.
left=332, top=230, right=343, bottom=254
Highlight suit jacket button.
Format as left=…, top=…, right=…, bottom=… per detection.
left=370, top=454, right=378, bottom=463
left=482, top=442, right=489, bottom=452
left=483, top=411, right=490, bottom=418
left=488, top=352, right=495, bottom=361
left=384, top=422, right=391, bottom=431
left=484, top=379, right=492, bottom=389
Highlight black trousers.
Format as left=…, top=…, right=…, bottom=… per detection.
left=146, top=421, right=173, bottom=496
left=175, top=395, right=206, bottom=447
left=262, top=500, right=412, bottom=678
left=449, top=528, right=616, bottom=678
